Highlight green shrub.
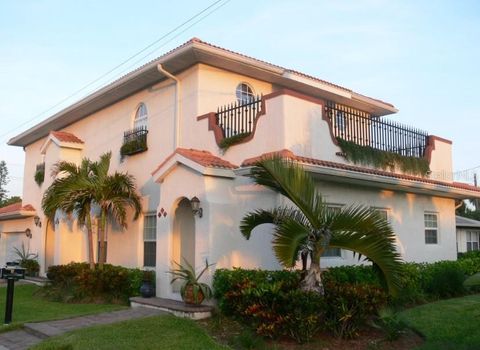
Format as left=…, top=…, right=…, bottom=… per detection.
left=45, top=262, right=148, bottom=304
left=213, top=268, right=301, bottom=315
left=322, top=264, right=382, bottom=286
left=323, top=280, right=387, bottom=339
left=420, top=261, right=466, bottom=298
left=34, top=168, right=45, bottom=186
left=213, top=268, right=322, bottom=343
left=458, top=250, right=480, bottom=260
left=21, top=259, right=40, bottom=277
left=372, top=308, right=407, bottom=341
left=456, top=257, right=480, bottom=276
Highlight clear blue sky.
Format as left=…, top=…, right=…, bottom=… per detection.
left=1, top=0, right=479, bottom=196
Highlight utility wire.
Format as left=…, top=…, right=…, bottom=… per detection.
left=0, top=0, right=230, bottom=141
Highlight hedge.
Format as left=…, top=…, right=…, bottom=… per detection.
left=44, top=262, right=149, bottom=304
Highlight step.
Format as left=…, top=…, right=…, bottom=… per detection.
left=130, top=297, right=213, bottom=320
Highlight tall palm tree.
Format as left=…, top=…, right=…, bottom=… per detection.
left=42, top=152, right=142, bottom=270
left=240, top=157, right=404, bottom=295
left=90, top=152, right=142, bottom=268
left=42, top=158, right=97, bottom=269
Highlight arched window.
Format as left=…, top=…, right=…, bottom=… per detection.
left=236, top=83, right=254, bottom=104
left=134, top=103, right=148, bottom=130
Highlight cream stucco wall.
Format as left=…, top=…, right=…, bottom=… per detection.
left=10, top=61, right=459, bottom=299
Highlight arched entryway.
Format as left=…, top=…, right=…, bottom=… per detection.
left=45, top=221, right=55, bottom=270
left=171, top=198, right=195, bottom=292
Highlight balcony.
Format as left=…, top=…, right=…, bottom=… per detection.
left=325, top=101, right=428, bottom=158
left=34, top=163, right=45, bottom=186
left=120, top=126, right=148, bottom=157
left=215, top=95, right=263, bottom=149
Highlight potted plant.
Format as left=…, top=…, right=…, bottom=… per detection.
left=139, top=270, right=155, bottom=298
left=169, top=259, right=214, bottom=305
left=13, top=243, right=40, bottom=277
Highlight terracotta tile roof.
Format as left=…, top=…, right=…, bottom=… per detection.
left=51, top=131, right=84, bottom=144
left=242, top=149, right=480, bottom=193
left=118, top=37, right=392, bottom=108
left=176, top=148, right=237, bottom=169
left=152, top=148, right=238, bottom=176
left=0, top=202, right=35, bottom=215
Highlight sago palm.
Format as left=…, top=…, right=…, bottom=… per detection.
left=240, top=157, right=403, bottom=295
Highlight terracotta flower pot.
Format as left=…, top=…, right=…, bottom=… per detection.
left=183, top=284, right=205, bottom=305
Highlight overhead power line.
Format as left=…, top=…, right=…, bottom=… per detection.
left=0, top=0, right=231, bottom=141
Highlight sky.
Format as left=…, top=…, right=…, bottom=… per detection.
left=1, top=0, right=479, bottom=197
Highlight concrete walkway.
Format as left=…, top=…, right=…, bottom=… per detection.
left=0, top=307, right=165, bottom=350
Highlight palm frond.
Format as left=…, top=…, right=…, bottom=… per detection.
left=247, top=157, right=325, bottom=228
left=328, top=205, right=404, bottom=294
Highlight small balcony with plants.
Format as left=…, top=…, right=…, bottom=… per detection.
left=325, top=101, right=431, bottom=176
left=120, top=126, right=148, bottom=157
left=34, top=162, right=45, bottom=186
left=215, top=95, right=263, bottom=150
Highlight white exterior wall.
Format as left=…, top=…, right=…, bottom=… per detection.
left=9, top=61, right=459, bottom=298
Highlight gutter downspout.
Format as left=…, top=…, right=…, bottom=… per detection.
left=157, top=64, right=181, bottom=150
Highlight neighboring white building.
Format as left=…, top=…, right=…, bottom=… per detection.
left=2, top=38, right=480, bottom=299
left=456, top=215, right=480, bottom=254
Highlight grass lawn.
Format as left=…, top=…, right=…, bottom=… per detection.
left=0, top=284, right=125, bottom=332
left=400, top=294, right=480, bottom=350
left=32, top=315, right=228, bottom=350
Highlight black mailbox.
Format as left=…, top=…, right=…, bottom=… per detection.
left=1, top=266, right=26, bottom=280
left=1, top=262, right=26, bottom=324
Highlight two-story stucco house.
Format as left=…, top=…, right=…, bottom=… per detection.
left=2, top=38, right=479, bottom=299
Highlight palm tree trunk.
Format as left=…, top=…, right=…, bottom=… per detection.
left=98, top=209, right=107, bottom=269
left=85, top=208, right=95, bottom=270
left=300, top=253, right=324, bottom=295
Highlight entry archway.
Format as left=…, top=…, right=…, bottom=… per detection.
left=171, top=198, right=195, bottom=292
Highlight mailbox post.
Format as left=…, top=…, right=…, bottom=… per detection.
left=1, top=262, right=26, bottom=324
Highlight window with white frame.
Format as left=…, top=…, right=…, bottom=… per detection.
left=373, top=208, right=389, bottom=222
left=466, top=231, right=480, bottom=251
left=322, top=205, right=343, bottom=257
left=424, top=213, right=438, bottom=244
left=143, top=214, right=157, bottom=267
left=235, top=83, right=254, bottom=104
left=335, top=110, right=347, bottom=132
left=134, top=103, right=148, bottom=130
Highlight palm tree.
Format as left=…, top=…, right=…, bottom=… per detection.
left=90, top=152, right=142, bottom=268
left=42, top=152, right=142, bottom=270
left=42, top=158, right=97, bottom=269
left=240, top=157, right=403, bottom=295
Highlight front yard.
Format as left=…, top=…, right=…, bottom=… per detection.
left=400, top=294, right=480, bottom=350
left=0, top=284, right=124, bottom=332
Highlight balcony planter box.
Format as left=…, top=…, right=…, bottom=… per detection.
left=34, top=163, right=45, bottom=186
left=121, top=127, right=148, bottom=157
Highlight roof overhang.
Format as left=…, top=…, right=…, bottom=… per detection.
left=236, top=164, right=480, bottom=200
left=40, top=133, right=84, bottom=155
left=0, top=209, right=36, bottom=221
left=9, top=39, right=397, bottom=147
left=152, top=152, right=236, bottom=183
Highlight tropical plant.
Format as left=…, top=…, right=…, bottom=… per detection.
left=240, top=157, right=403, bottom=295
left=169, top=259, right=214, bottom=305
left=13, top=243, right=40, bottom=276
left=89, top=152, right=142, bottom=267
left=42, top=152, right=142, bottom=270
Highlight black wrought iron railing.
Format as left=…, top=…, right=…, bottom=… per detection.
left=121, top=126, right=148, bottom=156
left=325, top=101, right=428, bottom=158
left=216, top=95, right=263, bottom=138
